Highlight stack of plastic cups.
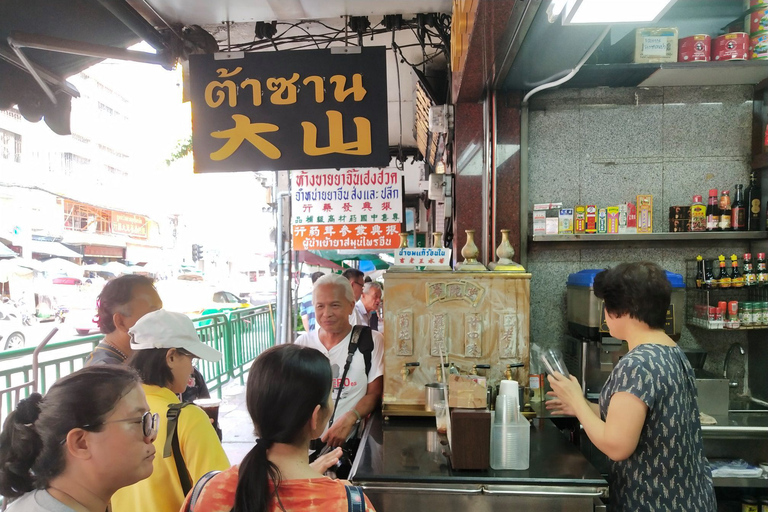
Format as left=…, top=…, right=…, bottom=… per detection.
left=490, top=379, right=530, bottom=470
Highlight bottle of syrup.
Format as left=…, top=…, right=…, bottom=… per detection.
left=718, top=190, right=732, bottom=230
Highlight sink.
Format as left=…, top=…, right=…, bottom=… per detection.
left=729, top=398, right=768, bottom=413
left=696, top=377, right=729, bottom=417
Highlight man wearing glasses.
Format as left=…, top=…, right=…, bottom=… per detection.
left=342, top=268, right=366, bottom=326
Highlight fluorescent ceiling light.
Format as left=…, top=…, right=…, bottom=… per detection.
left=563, top=0, right=678, bottom=25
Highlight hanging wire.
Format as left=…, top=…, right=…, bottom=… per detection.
left=392, top=31, right=404, bottom=172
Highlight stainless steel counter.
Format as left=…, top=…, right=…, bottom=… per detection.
left=350, top=412, right=608, bottom=512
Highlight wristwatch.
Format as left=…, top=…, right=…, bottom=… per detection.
left=351, top=409, right=362, bottom=424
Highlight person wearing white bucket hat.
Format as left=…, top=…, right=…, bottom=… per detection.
left=110, top=310, right=229, bottom=512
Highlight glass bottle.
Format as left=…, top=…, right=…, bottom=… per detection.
left=689, top=195, right=706, bottom=232
left=730, top=254, right=744, bottom=288
left=718, top=190, right=732, bottom=230
left=695, top=255, right=704, bottom=288
left=732, top=184, right=746, bottom=231
left=757, top=252, right=767, bottom=286
left=704, top=260, right=715, bottom=289
left=717, top=255, right=731, bottom=288
left=745, top=170, right=762, bottom=231
left=705, top=188, right=720, bottom=231
left=744, top=253, right=756, bottom=287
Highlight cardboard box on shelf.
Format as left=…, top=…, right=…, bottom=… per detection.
left=615, top=27, right=679, bottom=63
left=574, top=205, right=586, bottom=234
left=637, top=195, right=653, bottom=233
left=559, top=208, right=574, bottom=234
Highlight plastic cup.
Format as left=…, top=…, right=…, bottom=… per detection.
left=433, top=401, right=448, bottom=435
left=540, top=348, right=570, bottom=378
left=194, top=398, right=221, bottom=423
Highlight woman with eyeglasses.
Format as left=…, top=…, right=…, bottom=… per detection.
left=180, top=343, right=376, bottom=512
left=110, top=309, right=229, bottom=512
left=0, top=365, right=156, bottom=511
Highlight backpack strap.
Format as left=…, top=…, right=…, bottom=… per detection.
left=345, top=485, right=366, bottom=512
left=356, top=326, right=374, bottom=376
left=184, top=470, right=221, bottom=512
left=165, top=402, right=193, bottom=497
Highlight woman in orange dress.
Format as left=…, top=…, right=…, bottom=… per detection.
left=182, top=344, right=377, bottom=512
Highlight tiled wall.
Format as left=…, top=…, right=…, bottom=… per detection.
left=527, top=85, right=753, bottom=385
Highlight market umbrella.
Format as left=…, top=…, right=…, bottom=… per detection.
left=358, top=259, right=390, bottom=272
left=295, top=251, right=343, bottom=270
left=0, top=258, right=36, bottom=282
left=41, top=257, right=83, bottom=276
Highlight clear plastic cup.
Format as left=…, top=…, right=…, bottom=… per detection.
left=433, top=401, right=448, bottom=435
left=540, top=348, right=570, bottom=378
left=490, top=417, right=530, bottom=470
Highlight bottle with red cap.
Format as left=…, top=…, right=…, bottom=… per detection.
left=705, top=189, right=720, bottom=231
left=757, top=253, right=767, bottom=286
left=689, top=195, right=706, bottom=231
left=744, top=253, right=756, bottom=287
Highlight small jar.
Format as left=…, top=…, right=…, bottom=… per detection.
left=742, top=302, right=754, bottom=326
left=742, top=495, right=758, bottom=512
left=761, top=302, right=768, bottom=326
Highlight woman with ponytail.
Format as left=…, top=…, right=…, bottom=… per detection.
left=0, top=366, right=157, bottom=511
left=182, top=344, right=377, bottom=512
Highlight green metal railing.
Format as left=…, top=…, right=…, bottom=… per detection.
left=0, top=304, right=276, bottom=423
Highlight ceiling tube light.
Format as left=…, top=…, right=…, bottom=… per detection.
left=563, top=0, right=678, bottom=25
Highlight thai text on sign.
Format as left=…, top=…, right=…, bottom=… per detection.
left=291, top=168, right=402, bottom=250
left=188, top=47, right=388, bottom=173
left=111, top=212, right=147, bottom=238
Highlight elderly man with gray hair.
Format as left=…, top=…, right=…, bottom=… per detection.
left=294, top=274, right=384, bottom=451
left=353, top=281, right=383, bottom=331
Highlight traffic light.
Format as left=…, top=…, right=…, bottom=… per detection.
left=196, top=244, right=204, bottom=261
left=191, top=244, right=199, bottom=262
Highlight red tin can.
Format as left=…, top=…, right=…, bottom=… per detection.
left=746, top=0, right=768, bottom=9
left=679, top=35, right=711, bottom=62
left=747, top=7, right=768, bottom=33
left=713, top=32, right=750, bottom=61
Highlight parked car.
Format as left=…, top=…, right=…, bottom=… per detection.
left=0, top=315, right=25, bottom=350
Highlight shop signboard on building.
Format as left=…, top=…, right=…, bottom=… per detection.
left=188, top=47, right=388, bottom=173
left=291, top=168, right=401, bottom=251
left=111, top=212, right=147, bottom=238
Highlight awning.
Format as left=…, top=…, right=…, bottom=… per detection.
left=296, top=251, right=343, bottom=270
left=29, top=240, right=81, bottom=258
left=0, top=241, right=17, bottom=258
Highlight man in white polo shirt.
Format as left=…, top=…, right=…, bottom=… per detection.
left=294, top=273, right=384, bottom=448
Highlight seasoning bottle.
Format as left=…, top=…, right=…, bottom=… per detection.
left=731, top=254, right=744, bottom=288
left=719, top=190, right=732, bottom=230
left=744, top=253, right=756, bottom=287
left=757, top=253, right=767, bottom=286
left=704, top=260, right=715, bottom=289
left=745, top=170, right=762, bottom=231
left=689, top=195, right=706, bottom=232
left=717, top=255, right=731, bottom=288
left=695, top=255, right=704, bottom=288
left=706, top=189, right=720, bottom=231
left=732, top=184, right=746, bottom=230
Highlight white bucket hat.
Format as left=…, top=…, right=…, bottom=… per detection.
left=129, top=309, right=222, bottom=362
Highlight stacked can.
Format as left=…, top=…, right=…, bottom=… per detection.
left=746, top=1, right=768, bottom=59
left=737, top=301, right=768, bottom=326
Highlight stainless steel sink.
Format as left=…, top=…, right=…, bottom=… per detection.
left=729, top=398, right=768, bottom=413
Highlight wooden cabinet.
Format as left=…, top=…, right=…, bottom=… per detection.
left=381, top=271, right=531, bottom=415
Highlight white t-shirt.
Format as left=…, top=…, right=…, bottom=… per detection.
left=348, top=303, right=366, bottom=327
left=294, top=327, right=384, bottom=432
left=7, top=489, right=75, bottom=512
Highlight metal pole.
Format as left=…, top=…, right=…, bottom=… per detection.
left=275, top=191, right=291, bottom=344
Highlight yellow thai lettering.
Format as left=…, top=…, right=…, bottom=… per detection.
left=240, top=78, right=262, bottom=106
left=301, top=110, right=371, bottom=156
left=209, top=114, right=281, bottom=161
left=204, top=67, right=243, bottom=108
left=302, top=76, right=325, bottom=103
left=266, top=73, right=300, bottom=105
left=329, top=74, right=366, bottom=102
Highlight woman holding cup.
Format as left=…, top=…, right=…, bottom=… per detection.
left=546, top=262, right=716, bottom=511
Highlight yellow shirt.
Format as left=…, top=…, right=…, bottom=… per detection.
left=111, top=385, right=230, bottom=512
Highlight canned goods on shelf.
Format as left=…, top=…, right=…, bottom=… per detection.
left=746, top=0, right=768, bottom=10
left=751, top=31, right=768, bottom=59
left=747, top=7, right=768, bottom=33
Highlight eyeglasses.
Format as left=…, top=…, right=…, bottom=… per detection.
left=352, top=280, right=365, bottom=288
left=83, top=411, right=160, bottom=439
left=177, top=348, right=199, bottom=366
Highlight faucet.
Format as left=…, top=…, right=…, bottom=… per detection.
left=723, top=342, right=745, bottom=388
left=401, top=362, right=420, bottom=381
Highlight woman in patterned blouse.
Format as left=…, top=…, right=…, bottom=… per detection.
left=547, top=262, right=716, bottom=511
left=182, top=344, right=377, bottom=512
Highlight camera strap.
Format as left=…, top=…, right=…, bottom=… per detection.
left=327, top=326, right=363, bottom=428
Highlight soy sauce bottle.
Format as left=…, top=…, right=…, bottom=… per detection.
left=706, top=189, right=720, bottom=231
left=732, top=184, right=746, bottom=230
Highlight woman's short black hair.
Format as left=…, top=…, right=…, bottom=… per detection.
left=593, top=261, right=671, bottom=329
left=128, top=348, right=174, bottom=388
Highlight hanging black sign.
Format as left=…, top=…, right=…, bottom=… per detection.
left=188, top=47, right=388, bottom=173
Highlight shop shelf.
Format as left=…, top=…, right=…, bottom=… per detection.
left=531, top=232, right=768, bottom=246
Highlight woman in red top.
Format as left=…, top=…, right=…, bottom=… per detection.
left=183, top=344, right=376, bottom=512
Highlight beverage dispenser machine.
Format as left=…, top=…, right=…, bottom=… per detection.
left=564, top=269, right=685, bottom=400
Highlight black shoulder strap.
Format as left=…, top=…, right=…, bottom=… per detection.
left=356, top=326, right=374, bottom=376
left=165, top=402, right=193, bottom=497
left=327, top=327, right=363, bottom=428
left=345, top=485, right=366, bottom=512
